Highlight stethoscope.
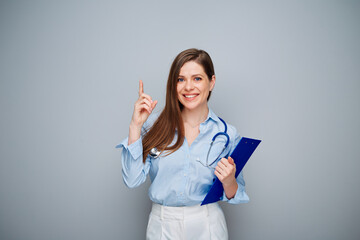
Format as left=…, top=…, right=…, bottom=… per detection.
left=149, top=117, right=230, bottom=169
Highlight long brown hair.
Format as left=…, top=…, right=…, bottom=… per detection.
left=142, top=48, right=215, bottom=162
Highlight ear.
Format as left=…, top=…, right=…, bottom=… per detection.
left=210, top=75, right=216, bottom=91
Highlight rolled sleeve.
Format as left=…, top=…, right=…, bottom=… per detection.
left=222, top=171, right=250, bottom=204
left=115, top=137, right=149, bottom=188
left=116, top=137, right=143, bottom=160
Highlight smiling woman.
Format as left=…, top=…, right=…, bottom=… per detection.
left=116, top=48, right=249, bottom=240
left=177, top=61, right=216, bottom=113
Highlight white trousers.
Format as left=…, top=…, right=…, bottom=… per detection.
left=146, top=202, right=228, bottom=240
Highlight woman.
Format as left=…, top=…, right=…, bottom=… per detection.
left=116, top=48, right=249, bottom=239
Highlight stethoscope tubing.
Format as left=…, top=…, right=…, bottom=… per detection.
left=204, top=117, right=230, bottom=168
left=149, top=117, right=230, bottom=164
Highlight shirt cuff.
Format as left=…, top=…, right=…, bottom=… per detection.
left=115, top=137, right=143, bottom=160
left=222, top=183, right=250, bottom=204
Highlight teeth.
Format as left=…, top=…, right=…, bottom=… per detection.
left=185, top=95, right=197, bottom=98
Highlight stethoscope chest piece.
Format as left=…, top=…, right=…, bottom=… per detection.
left=149, top=148, right=161, bottom=158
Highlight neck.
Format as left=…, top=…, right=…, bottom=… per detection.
left=181, top=106, right=209, bottom=127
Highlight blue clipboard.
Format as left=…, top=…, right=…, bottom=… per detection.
left=201, top=137, right=261, bottom=206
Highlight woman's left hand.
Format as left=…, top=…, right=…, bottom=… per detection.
left=215, top=157, right=238, bottom=199
left=214, top=157, right=236, bottom=187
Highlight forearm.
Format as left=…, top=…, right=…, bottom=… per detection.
left=222, top=171, right=249, bottom=204
left=121, top=137, right=148, bottom=188
left=128, top=123, right=142, bottom=145
left=222, top=178, right=238, bottom=199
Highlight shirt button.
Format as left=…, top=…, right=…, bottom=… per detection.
left=184, top=173, right=187, bottom=177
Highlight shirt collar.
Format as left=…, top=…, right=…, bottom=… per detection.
left=204, top=108, right=221, bottom=124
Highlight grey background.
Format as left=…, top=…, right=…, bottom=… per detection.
left=0, top=0, right=359, bottom=239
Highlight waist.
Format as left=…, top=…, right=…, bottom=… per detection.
left=150, top=202, right=221, bottom=220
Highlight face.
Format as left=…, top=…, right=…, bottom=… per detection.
left=177, top=61, right=215, bottom=112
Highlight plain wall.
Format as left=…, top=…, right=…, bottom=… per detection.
left=0, top=0, right=359, bottom=239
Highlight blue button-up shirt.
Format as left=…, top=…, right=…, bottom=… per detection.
left=116, top=109, right=249, bottom=206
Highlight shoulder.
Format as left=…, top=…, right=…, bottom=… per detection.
left=226, top=121, right=239, bottom=137
left=209, top=109, right=240, bottom=143
left=224, top=121, right=240, bottom=144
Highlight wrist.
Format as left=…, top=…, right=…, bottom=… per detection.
left=128, top=123, right=142, bottom=145
left=223, top=177, right=237, bottom=188
left=129, top=121, right=142, bottom=132
left=223, top=178, right=238, bottom=199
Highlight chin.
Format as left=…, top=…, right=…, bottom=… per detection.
left=178, top=96, right=208, bottom=112
left=182, top=103, right=204, bottom=112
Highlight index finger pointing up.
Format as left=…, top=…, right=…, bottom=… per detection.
left=139, top=80, right=144, bottom=96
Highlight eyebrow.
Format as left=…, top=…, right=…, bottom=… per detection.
left=178, top=74, right=204, bottom=78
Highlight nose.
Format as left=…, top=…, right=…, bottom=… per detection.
left=185, top=79, right=194, bottom=91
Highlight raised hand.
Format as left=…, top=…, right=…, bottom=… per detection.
left=128, top=80, right=157, bottom=145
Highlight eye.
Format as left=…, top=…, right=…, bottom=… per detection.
left=178, top=78, right=184, bottom=82
left=195, top=77, right=202, bottom=81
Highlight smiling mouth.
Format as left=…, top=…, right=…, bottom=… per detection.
left=184, top=94, right=198, bottom=98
